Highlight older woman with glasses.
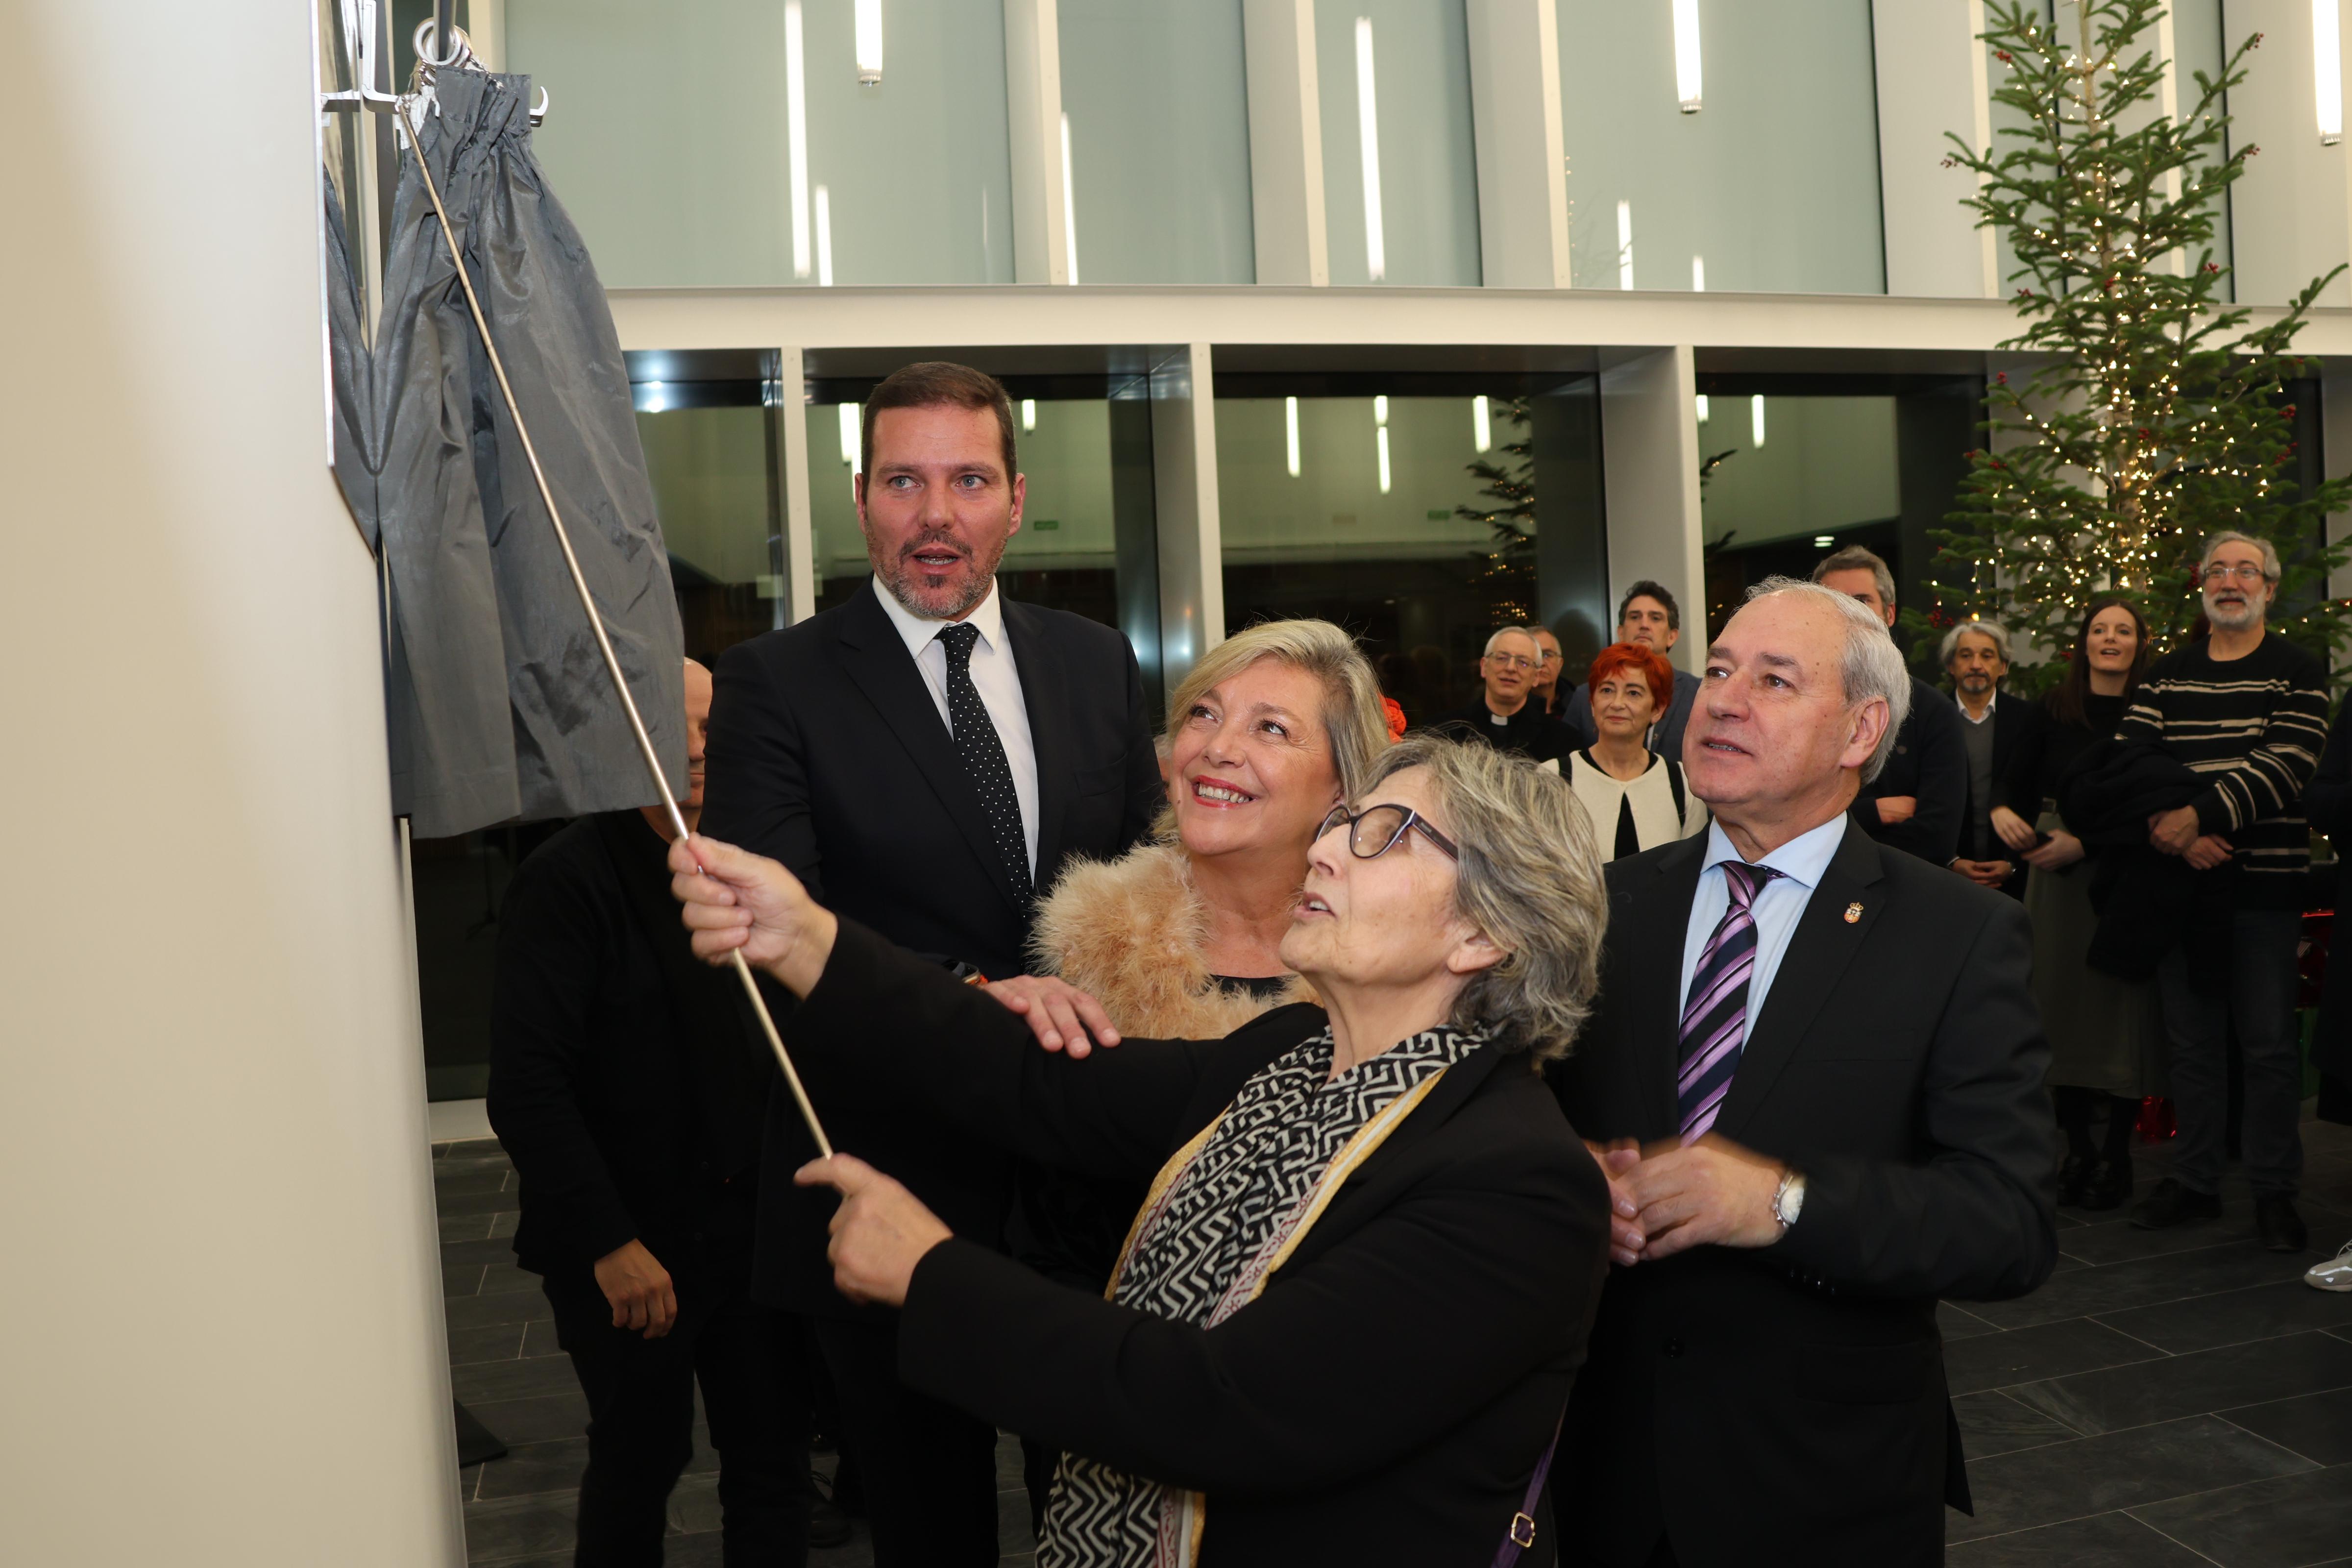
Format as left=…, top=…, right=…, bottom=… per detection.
left=670, top=737, right=1612, bottom=1567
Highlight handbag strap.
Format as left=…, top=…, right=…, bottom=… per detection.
left=1493, top=1405, right=1567, bottom=1568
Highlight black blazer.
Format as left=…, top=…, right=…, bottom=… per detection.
left=789, top=919, right=1609, bottom=1568
left=1956, top=689, right=2047, bottom=895
left=1548, top=824, right=2056, bottom=1568
left=1855, top=677, right=1969, bottom=866
left=487, top=813, right=772, bottom=1278
left=700, top=579, right=1163, bottom=1313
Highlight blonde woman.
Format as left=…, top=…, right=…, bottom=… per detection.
left=990, top=618, right=1395, bottom=1045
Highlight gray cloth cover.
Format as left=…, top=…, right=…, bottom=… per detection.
left=357, top=69, right=684, bottom=837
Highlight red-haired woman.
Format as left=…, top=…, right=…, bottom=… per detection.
left=1565, top=641, right=1708, bottom=862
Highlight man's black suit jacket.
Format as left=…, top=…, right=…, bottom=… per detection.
left=700, top=579, right=1163, bottom=1314
left=1548, top=823, right=2056, bottom=1568
left=1856, top=676, right=1969, bottom=866
left=1956, top=689, right=2047, bottom=897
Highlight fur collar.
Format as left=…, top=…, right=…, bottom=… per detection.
left=1029, top=841, right=1317, bottom=1040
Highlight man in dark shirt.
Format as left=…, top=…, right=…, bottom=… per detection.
left=1430, top=625, right=1573, bottom=763
left=1561, top=580, right=1704, bottom=758
left=2120, top=531, right=2328, bottom=1253
left=1813, top=546, right=1968, bottom=865
left=490, top=659, right=814, bottom=1567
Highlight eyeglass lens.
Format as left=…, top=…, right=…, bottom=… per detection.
left=2202, top=564, right=2264, bottom=584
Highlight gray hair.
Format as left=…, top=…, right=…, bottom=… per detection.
left=1938, top=619, right=2012, bottom=667
left=1744, top=578, right=1912, bottom=784
left=1357, top=736, right=1606, bottom=1065
left=1812, top=544, right=1897, bottom=611
left=1483, top=625, right=1540, bottom=657
left=2200, top=530, right=2281, bottom=584
left=1164, top=618, right=1391, bottom=803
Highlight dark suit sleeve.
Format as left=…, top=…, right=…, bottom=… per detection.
left=702, top=640, right=824, bottom=898
left=789, top=920, right=1218, bottom=1181
left=2305, top=700, right=2352, bottom=842
left=2002, top=698, right=2051, bottom=818
left=897, top=1132, right=1605, bottom=1496
left=1115, top=637, right=1163, bottom=851
left=1772, top=896, right=2057, bottom=1301
left=486, top=855, right=640, bottom=1265
left=1871, top=688, right=1967, bottom=864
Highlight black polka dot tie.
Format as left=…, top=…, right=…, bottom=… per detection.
left=936, top=621, right=1032, bottom=902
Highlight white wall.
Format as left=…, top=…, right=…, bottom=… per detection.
left=0, top=5, right=461, bottom=1565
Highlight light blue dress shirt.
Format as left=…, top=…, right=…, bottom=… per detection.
left=1676, top=813, right=1851, bottom=1034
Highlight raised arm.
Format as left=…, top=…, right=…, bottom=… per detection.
left=1773, top=896, right=2057, bottom=1301
left=700, top=641, right=824, bottom=895
left=673, top=833, right=1214, bottom=1181
left=896, top=1137, right=1607, bottom=1495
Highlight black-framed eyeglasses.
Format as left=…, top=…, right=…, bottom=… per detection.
left=1318, top=803, right=1461, bottom=862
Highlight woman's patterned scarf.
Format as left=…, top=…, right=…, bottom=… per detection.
left=1039, top=1023, right=1482, bottom=1568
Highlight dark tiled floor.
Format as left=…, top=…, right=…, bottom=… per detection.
left=1945, top=1109, right=2352, bottom=1567
left=433, top=1139, right=1031, bottom=1568
left=437, top=1116, right=2352, bottom=1567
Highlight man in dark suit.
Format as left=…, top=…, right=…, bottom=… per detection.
left=1549, top=578, right=2056, bottom=1568
left=1814, top=546, right=1968, bottom=866
left=489, top=659, right=819, bottom=1567
left=1429, top=625, right=1574, bottom=763
left=1942, top=619, right=2042, bottom=900
left=700, top=362, right=1163, bottom=1566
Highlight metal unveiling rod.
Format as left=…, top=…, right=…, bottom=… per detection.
left=393, top=97, right=834, bottom=1160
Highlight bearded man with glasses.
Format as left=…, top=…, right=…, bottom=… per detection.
left=2118, top=531, right=2329, bottom=1254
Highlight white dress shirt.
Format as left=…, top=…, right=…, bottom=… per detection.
left=874, top=579, right=1040, bottom=876
left=1676, top=812, right=1849, bottom=1029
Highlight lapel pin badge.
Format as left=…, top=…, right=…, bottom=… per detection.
left=1844, top=901, right=1863, bottom=924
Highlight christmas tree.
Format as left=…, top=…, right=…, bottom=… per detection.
left=1455, top=396, right=1539, bottom=627
left=1924, top=0, right=2352, bottom=685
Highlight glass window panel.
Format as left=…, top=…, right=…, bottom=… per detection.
left=1217, top=379, right=1606, bottom=723
left=1059, top=0, right=1256, bottom=284
left=1556, top=0, right=1883, bottom=294
left=638, top=404, right=785, bottom=662
left=1315, top=0, right=1482, bottom=287
left=507, top=0, right=1013, bottom=287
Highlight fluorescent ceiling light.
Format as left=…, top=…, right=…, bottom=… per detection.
left=1751, top=394, right=1766, bottom=448
left=785, top=0, right=810, bottom=280
left=855, top=0, right=884, bottom=85
left=639, top=382, right=669, bottom=415
left=1356, top=18, right=1386, bottom=282
left=1472, top=395, right=1492, bottom=453
left=1813, top=534, right=1836, bottom=549
left=1617, top=200, right=1634, bottom=290
left=1673, top=0, right=1703, bottom=113
left=1691, top=254, right=1706, bottom=292
left=1060, top=112, right=1080, bottom=284
left=1022, top=399, right=1037, bottom=433
left=1285, top=396, right=1301, bottom=478
left=1695, top=394, right=1710, bottom=423
left=1374, top=394, right=1389, bottom=426
left=815, top=185, right=834, bottom=287
left=1376, top=425, right=1392, bottom=494
left=838, top=402, right=858, bottom=467
left=2318, top=0, right=2343, bottom=144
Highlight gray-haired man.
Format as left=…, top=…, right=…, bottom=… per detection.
left=2120, top=531, right=2328, bottom=1253
left=1942, top=619, right=2043, bottom=900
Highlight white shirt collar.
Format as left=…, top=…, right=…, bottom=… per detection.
left=1698, top=811, right=1847, bottom=893
left=1959, top=696, right=1996, bottom=725
left=874, top=576, right=1006, bottom=662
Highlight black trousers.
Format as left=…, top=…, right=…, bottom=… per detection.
left=813, top=1315, right=1002, bottom=1566
left=543, top=1231, right=810, bottom=1568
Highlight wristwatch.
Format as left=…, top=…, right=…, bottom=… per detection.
left=1771, top=1169, right=1808, bottom=1234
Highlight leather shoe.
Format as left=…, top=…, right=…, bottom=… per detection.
left=2080, top=1156, right=2132, bottom=1212
left=2130, top=1176, right=2220, bottom=1230
left=2057, top=1153, right=2092, bottom=1207
left=2256, top=1195, right=2308, bottom=1254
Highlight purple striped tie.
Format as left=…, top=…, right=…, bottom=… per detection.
left=1676, top=860, right=1781, bottom=1140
